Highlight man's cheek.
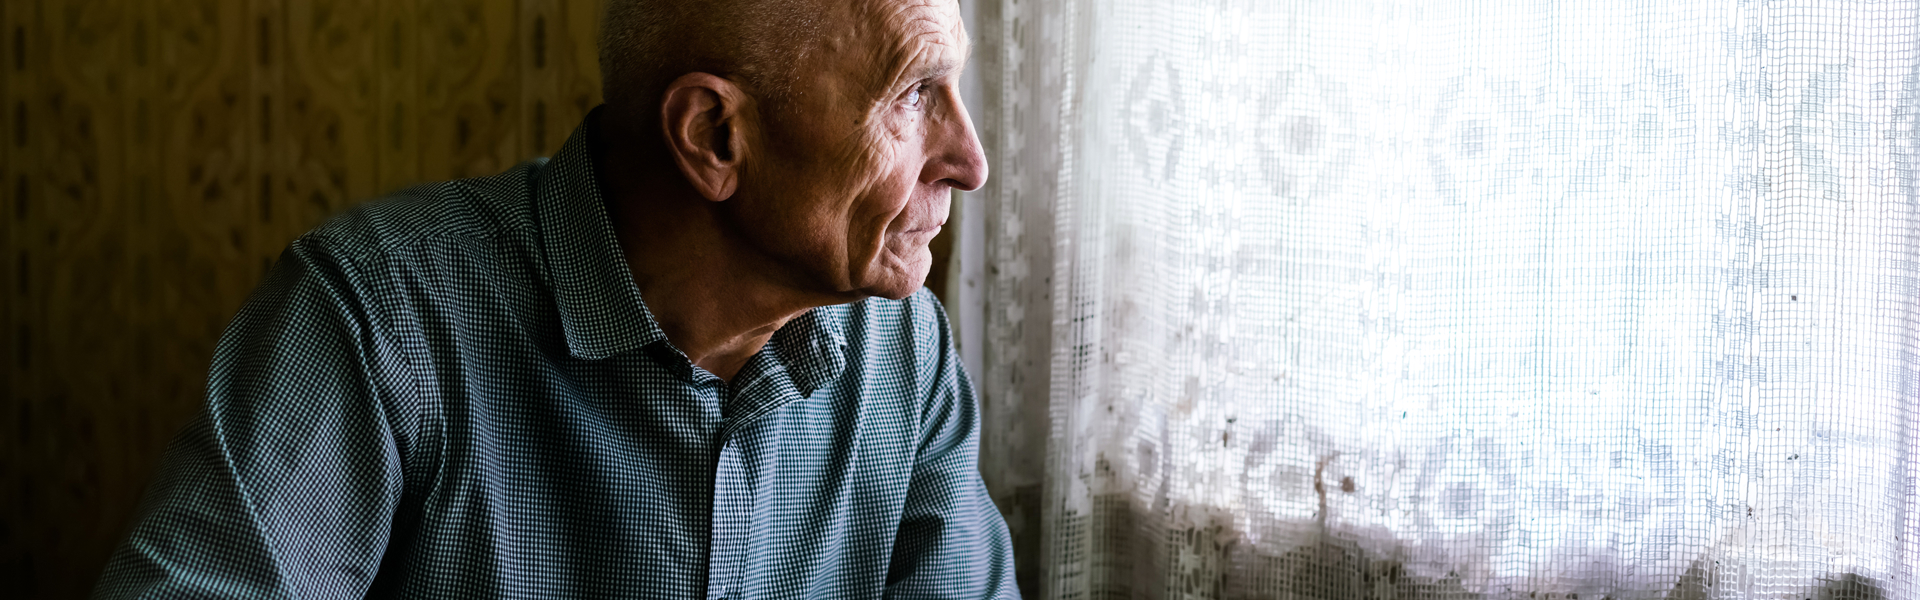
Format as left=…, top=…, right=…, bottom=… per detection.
left=851, top=142, right=917, bottom=225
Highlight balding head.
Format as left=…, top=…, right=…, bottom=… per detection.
left=596, top=0, right=984, bottom=302
left=599, top=0, right=825, bottom=131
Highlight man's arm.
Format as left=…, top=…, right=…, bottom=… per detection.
left=94, top=237, right=410, bottom=599
left=885, top=291, right=1021, bottom=599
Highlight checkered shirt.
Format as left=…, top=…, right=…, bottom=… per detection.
left=92, top=115, right=1019, bottom=599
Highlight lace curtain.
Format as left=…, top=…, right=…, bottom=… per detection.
left=964, top=1, right=1920, bottom=599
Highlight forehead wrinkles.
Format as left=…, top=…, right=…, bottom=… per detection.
left=860, top=0, right=963, bottom=94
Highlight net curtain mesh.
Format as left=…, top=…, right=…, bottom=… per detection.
left=968, top=0, right=1920, bottom=599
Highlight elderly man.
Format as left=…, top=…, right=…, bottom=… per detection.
left=93, top=0, right=1015, bottom=597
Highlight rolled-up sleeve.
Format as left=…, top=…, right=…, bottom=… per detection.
left=94, top=237, right=410, bottom=600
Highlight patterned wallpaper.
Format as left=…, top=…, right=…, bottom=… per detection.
left=2, top=1, right=604, bottom=596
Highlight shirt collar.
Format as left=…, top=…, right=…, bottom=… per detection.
left=769, top=304, right=849, bottom=396
left=536, top=109, right=851, bottom=379
left=537, top=109, right=668, bottom=360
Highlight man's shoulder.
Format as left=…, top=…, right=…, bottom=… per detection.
left=299, top=159, right=550, bottom=263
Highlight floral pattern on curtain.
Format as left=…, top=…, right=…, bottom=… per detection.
left=968, top=1, right=1920, bottom=599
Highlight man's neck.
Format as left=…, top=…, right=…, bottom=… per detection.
left=592, top=115, right=850, bottom=382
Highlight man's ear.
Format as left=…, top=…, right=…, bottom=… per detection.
left=660, top=73, right=750, bottom=202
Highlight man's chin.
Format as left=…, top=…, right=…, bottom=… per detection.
left=860, top=275, right=925, bottom=301
left=854, top=255, right=931, bottom=301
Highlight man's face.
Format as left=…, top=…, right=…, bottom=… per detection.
left=727, top=0, right=986, bottom=300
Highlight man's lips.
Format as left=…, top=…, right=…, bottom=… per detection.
left=893, top=222, right=945, bottom=249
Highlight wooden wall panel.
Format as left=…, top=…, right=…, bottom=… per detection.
left=34, top=0, right=136, bottom=589
left=148, top=0, right=261, bottom=458
left=418, top=0, right=524, bottom=181
left=521, top=0, right=601, bottom=158
left=283, top=0, right=383, bottom=226
left=1, top=0, right=27, bottom=588
left=377, top=0, right=421, bottom=191
left=2, top=1, right=604, bottom=596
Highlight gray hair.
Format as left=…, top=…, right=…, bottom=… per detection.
left=599, top=0, right=824, bottom=125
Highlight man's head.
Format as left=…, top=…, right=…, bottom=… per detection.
left=599, top=0, right=987, bottom=301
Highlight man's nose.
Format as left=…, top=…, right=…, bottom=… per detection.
left=924, top=92, right=988, bottom=192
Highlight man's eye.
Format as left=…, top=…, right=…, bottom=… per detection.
left=906, top=85, right=927, bottom=109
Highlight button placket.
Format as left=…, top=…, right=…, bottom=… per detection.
left=705, top=382, right=749, bottom=600
left=702, top=349, right=818, bottom=599
left=707, top=439, right=748, bottom=599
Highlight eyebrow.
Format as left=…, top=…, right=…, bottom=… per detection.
left=911, top=40, right=969, bottom=82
